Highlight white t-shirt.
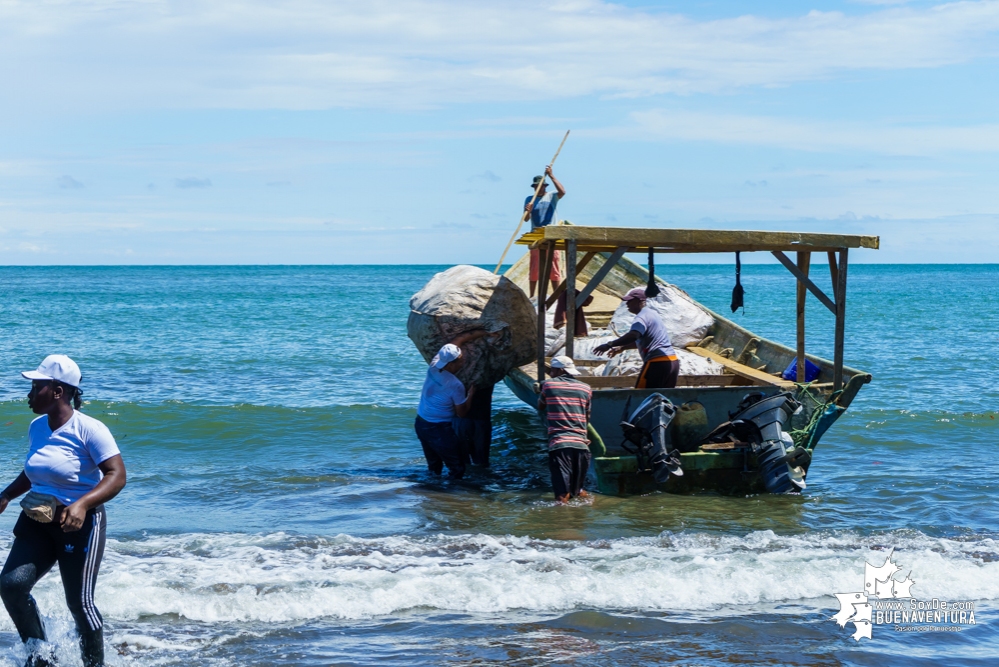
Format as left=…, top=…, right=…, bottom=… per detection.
left=24, top=411, right=121, bottom=505
left=417, top=367, right=468, bottom=423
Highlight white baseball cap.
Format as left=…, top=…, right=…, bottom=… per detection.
left=431, top=344, right=462, bottom=369
left=22, top=354, right=82, bottom=388
left=550, top=355, right=581, bottom=375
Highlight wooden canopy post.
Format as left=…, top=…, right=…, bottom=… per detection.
left=796, top=252, right=811, bottom=382
left=536, top=242, right=555, bottom=384
left=564, top=239, right=577, bottom=358
left=833, top=248, right=849, bottom=391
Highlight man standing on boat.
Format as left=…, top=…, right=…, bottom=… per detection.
left=593, top=287, right=680, bottom=389
left=525, top=165, right=567, bottom=298
left=537, top=356, right=593, bottom=503
left=415, top=330, right=495, bottom=479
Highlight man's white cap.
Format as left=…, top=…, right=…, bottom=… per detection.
left=432, top=344, right=462, bottom=369
left=550, top=355, right=581, bottom=375
left=21, top=355, right=82, bottom=388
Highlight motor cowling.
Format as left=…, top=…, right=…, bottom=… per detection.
left=728, top=392, right=806, bottom=493
left=620, top=393, right=684, bottom=482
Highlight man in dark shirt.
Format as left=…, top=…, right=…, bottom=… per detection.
left=594, top=287, right=680, bottom=389
left=537, top=356, right=593, bottom=502
left=453, top=383, right=494, bottom=467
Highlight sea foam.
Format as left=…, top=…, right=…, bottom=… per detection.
left=0, top=529, right=995, bottom=628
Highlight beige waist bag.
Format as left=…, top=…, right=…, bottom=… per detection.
left=20, top=491, right=60, bottom=523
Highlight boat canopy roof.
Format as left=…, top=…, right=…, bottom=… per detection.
left=515, top=225, right=879, bottom=254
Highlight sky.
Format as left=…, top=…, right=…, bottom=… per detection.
left=1, top=0, right=997, bottom=264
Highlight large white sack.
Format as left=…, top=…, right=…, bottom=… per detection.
left=609, top=283, right=714, bottom=349
left=408, top=265, right=537, bottom=387
left=601, top=348, right=723, bottom=377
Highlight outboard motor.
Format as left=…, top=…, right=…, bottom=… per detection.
left=727, top=392, right=806, bottom=493
left=620, top=393, right=684, bottom=482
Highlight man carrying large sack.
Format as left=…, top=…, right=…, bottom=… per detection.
left=415, top=331, right=495, bottom=479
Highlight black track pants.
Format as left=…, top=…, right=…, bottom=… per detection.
left=0, top=506, right=107, bottom=667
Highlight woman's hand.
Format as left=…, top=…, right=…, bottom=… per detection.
left=61, top=502, right=87, bottom=532
left=607, top=347, right=623, bottom=358
left=0, top=495, right=8, bottom=515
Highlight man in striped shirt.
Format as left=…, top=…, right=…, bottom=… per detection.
left=537, top=356, right=593, bottom=502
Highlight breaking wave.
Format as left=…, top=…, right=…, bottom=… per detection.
left=1, top=529, right=995, bottom=628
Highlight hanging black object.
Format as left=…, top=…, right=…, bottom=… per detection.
left=730, top=251, right=744, bottom=313
left=645, top=248, right=661, bottom=298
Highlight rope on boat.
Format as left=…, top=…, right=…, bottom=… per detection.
left=788, top=383, right=843, bottom=450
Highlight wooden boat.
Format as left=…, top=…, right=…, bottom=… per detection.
left=502, top=224, right=879, bottom=495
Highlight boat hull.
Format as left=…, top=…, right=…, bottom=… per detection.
left=505, top=354, right=864, bottom=496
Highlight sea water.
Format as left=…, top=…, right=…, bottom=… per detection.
left=0, top=264, right=996, bottom=666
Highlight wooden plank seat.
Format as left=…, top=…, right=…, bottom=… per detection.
left=685, top=346, right=795, bottom=389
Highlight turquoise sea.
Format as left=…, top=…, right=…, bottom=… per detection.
left=0, top=264, right=997, bottom=666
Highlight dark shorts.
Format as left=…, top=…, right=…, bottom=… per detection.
left=636, top=356, right=680, bottom=389
left=453, top=417, right=492, bottom=467
left=415, top=416, right=465, bottom=479
left=549, top=447, right=591, bottom=499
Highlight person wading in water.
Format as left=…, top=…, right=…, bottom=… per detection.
left=537, top=356, right=593, bottom=502
left=0, top=355, right=126, bottom=667
left=415, top=330, right=498, bottom=479
left=593, top=287, right=680, bottom=389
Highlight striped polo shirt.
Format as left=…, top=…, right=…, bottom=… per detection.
left=540, top=375, right=592, bottom=450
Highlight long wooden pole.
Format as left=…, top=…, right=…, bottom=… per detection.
left=796, top=251, right=811, bottom=382
left=494, top=130, right=570, bottom=274
left=565, top=239, right=577, bottom=359
left=536, top=242, right=555, bottom=383
left=833, top=248, right=849, bottom=392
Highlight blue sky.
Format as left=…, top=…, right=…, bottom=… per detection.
left=1, top=0, right=997, bottom=264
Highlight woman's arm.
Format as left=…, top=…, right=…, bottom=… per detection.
left=0, top=472, right=32, bottom=514
left=60, top=454, right=127, bottom=532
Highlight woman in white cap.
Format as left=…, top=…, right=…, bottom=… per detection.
left=415, top=331, right=494, bottom=479
left=0, top=355, right=126, bottom=667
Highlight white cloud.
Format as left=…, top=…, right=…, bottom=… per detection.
left=1, top=1, right=998, bottom=110
left=608, top=109, right=999, bottom=154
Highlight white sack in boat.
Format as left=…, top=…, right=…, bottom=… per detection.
left=553, top=330, right=616, bottom=360
left=529, top=296, right=592, bottom=356
left=609, top=283, right=714, bottom=349
left=552, top=328, right=722, bottom=377
left=601, top=348, right=723, bottom=377
left=408, top=265, right=537, bottom=387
